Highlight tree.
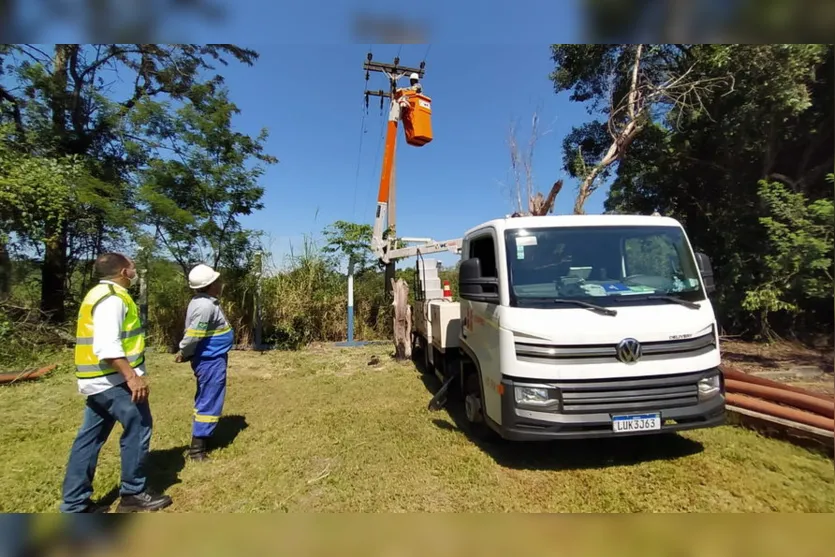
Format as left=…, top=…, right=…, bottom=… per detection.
left=0, top=44, right=260, bottom=320
left=137, top=86, right=277, bottom=275
left=0, top=127, right=88, bottom=299
left=322, top=220, right=378, bottom=274
left=505, top=112, right=563, bottom=217
left=597, top=44, right=833, bottom=338
left=741, top=181, right=833, bottom=339
left=550, top=44, right=732, bottom=214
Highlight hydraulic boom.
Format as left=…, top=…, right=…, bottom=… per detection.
left=364, top=53, right=459, bottom=266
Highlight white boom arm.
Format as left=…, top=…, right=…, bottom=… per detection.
left=383, top=237, right=462, bottom=262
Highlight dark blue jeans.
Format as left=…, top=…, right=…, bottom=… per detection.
left=60, top=383, right=153, bottom=513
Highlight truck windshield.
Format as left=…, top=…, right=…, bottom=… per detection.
left=504, top=225, right=706, bottom=307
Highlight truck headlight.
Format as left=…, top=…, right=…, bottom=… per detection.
left=697, top=374, right=721, bottom=401
left=514, top=386, right=558, bottom=407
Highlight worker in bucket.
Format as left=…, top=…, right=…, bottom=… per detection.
left=408, top=72, right=422, bottom=93
left=61, top=252, right=172, bottom=513
left=175, top=263, right=234, bottom=461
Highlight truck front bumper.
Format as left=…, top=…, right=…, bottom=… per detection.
left=489, top=369, right=726, bottom=441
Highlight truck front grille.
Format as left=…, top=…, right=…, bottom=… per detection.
left=552, top=373, right=701, bottom=414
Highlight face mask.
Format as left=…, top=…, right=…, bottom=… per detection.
left=127, top=270, right=139, bottom=287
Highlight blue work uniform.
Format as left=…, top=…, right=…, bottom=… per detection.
left=178, top=294, right=234, bottom=437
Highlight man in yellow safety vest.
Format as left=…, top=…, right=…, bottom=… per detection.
left=59, top=252, right=172, bottom=513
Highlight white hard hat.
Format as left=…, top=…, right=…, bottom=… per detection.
left=409, top=72, right=419, bottom=80
left=188, top=263, right=220, bottom=289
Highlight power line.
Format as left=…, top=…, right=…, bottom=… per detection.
left=350, top=96, right=368, bottom=221
left=351, top=44, right=374, bottom=221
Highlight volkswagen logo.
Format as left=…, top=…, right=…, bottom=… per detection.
left=616, top=338, right=642, bottom=363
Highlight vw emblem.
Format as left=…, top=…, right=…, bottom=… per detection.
left=616, top=338, right=642, bottom=363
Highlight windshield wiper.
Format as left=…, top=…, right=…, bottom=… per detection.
left=635, top=294, right=700, bottom=310
left=551, top=298, right=618, bottom=316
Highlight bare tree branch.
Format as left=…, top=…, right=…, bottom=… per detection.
left=507, top=109, right=559, bottom=216
left=573, top=45, right=734, bottom=214
left=627, top=44, right=643, bottom=121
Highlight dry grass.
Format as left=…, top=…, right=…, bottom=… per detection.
left=0, top=344, right=833, bottom=513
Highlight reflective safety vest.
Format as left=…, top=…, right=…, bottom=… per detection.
left=74, top=282, right=145, bottom=379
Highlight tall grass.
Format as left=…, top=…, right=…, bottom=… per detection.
left=1, top=240, right=460, bottom=368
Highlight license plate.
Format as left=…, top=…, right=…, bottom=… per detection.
left=612, top=413, right=661, bottom=433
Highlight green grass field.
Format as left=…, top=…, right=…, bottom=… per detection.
left=1, top=344, right=832, bottom=512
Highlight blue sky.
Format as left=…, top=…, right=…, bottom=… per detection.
left=217, top=42, right=610, bottom=270
left=14, top=1, right=616, bottom=270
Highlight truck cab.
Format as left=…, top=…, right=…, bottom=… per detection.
left=450, top=214, right=725, bottom=440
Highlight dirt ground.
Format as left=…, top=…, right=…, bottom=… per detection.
left=720, top=339, right=834, bottom=397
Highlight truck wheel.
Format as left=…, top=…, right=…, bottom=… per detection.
left=463, top=372, right=499, bottom=443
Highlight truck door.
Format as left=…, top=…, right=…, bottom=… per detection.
left=462, top=231, right=503, bottom=424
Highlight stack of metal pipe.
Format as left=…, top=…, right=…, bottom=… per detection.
left=722, top=366, right=834, bottom=432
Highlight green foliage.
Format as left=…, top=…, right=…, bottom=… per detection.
left=2, top=213, right=467, bottom=360
left=0, top=44, right=264, bottom=318
left=0, top=130, right=81, bottom=245
left=321, top=220, right=379, bottom=274
left=549, top=44, right=711, bottom=213
left=741, top=181, right=834, bottom=338
left=562, top=120, right=611, bottom=179
left=137, top=86, right=277, bottom=273
left=598, top=45, right=833, bottom=339
left=549, top=45, right=624, bottom=110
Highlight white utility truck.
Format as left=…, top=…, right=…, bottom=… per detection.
left=402, top=214, right=725, bottom=441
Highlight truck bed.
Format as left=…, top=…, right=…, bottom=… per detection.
left=414, top=299, right=461, bottom=352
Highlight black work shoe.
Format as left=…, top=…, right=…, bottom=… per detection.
left=115, top=491, right=172, bottom=513
left=80, top=499, right=109, bottom=513
left=188, top=436, right=210, bottom=462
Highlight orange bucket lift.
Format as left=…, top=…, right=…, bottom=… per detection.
left=398, top=90, right=433, bottom=147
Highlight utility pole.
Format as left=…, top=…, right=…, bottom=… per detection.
left=253, top=250, right=263, bottom=350
left=364, top=52, right=426, bottom=298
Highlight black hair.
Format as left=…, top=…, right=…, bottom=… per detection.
left=93, top=252, right=132, bottom=279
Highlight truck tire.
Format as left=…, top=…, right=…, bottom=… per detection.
left=462, top=364, right=500, bottom=443
left=410, top=334, right=428, bottom=374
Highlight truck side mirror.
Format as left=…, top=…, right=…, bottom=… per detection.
left=694, top=252, right=715, bottom=295
left=459, top=258, right=500, bottom=303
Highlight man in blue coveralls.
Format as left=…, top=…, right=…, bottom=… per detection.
left=174, top=263, right=234, bottom=461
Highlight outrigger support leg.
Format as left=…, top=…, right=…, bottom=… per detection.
left=427, top=365, right=461, bottom=411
